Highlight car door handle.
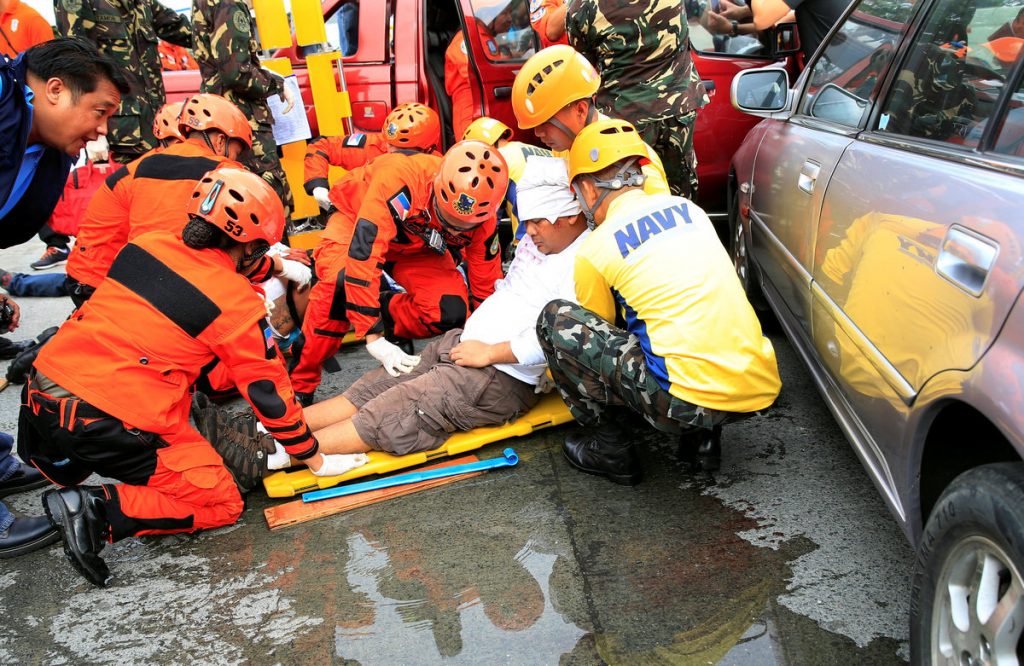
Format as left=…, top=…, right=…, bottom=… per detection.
left=493, top=86, right=512, bottom=99
left=798, top=161, right=820, bottom=195
left=702, top=79, right=716, bottom=97
left=936, top=226, right=998, bottom=296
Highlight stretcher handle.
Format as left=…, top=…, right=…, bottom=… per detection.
left=302, top=448, right=519, bottom=503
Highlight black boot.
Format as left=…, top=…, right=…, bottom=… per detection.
left=0, top=462, right=49, bottom=497
left=43, top=486, right=111, bottom=587
left=562, top=422, right=642, bottom=486
left=294, top=391, right=315, bottom=408
left=678, top=425, right=723, bottom=472
left=0, top=515, right=59, bottom=558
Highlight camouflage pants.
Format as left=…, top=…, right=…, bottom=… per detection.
left=635, top=110, right=698, bottom=200
left=537, top=299, right=730, bottom=432
left=250, top=127, right=295, bottom=224
left=108, top=106, right=159, bottom=164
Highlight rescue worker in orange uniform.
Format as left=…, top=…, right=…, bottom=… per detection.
left=22, top=169, right=357, bottom=587
left=530, top=0, right=569, bottom=48
left=303, top=130, right=389, bottom=210
left=445, top=20, right=499, bottom=139
left=289, top=135, right=509, bottom=405
left=65, top=94, right=257, bottom=307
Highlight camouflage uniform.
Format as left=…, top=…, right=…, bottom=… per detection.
left=191, top=0, right=294, bottom=222
left=537, top=299, right=731, bottom=432
left=566, top=0, right=709, bottom=199
left=55, top=0, right=192, bottom=163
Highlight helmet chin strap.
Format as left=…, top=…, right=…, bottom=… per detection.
left=201, top=131, right=230, bottom=158
left=572, top=158, right=645, bottom=230
left=548, top=100, right=597, bottom=141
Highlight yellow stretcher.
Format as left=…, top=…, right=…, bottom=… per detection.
left=262, top=392, right=574, bottom=497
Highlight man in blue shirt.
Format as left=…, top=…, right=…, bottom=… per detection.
left=0, top=37, right=127, bottom=559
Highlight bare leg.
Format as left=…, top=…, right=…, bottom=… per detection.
left=301, top=394, right=359, bottom=431
left=311, top=419, right=372, bottom=455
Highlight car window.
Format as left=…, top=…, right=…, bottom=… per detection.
left=877, top=0, right=1021, bottom=148
left=994, top=75, right=1024, bottom=157
left=799, top=0, right=918, bottom=128
left=468, top=0, right=537, bottom=62
left=324, top=1, right=359, bottom=57
left=686, top=0, right=770, bottom=57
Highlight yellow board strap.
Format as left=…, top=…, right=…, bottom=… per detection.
left=291, top=0, right=327, bottom=46
left=262, top=393, right=574, bottom=497
left=252, top=0, right=291, bottom=50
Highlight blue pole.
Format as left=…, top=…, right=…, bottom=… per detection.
left=302, top=448, right=520, bottom=503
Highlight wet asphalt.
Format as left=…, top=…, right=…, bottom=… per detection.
left=0, top=238, right=915, bottom=664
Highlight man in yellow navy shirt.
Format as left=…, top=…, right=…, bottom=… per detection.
left=510, top=44, right=671, bottom=197
left=537, top=119, right=781, bottom=485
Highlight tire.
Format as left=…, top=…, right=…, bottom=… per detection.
left=910, top=462, right=1024, bottom=665
left=728, top=189, right=767, bottom=312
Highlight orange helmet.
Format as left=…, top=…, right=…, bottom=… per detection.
left=187, top=168, right=284, bottom=245
left=512, top=45, right=600, bottom=129
left=433, top=140, right=509, bottom=228
left=178, top=94, right=253, bottom=148
left=382, top=102, right=440, bottom=150
left=462, top=117, right=513, bottom=146
left=153, top=101, right=185, bottom=142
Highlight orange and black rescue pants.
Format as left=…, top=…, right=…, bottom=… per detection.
left=18, top=378, right=242, bottom=542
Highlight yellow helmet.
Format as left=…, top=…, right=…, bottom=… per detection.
left=512, top=45, right=601, bottom=129
left=462, top=117, right=513, bottom=146
left=567, top=118, right=648, bottom=183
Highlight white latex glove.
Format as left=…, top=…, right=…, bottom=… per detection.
left=366, top=337, right=421, bottom=377
left=312, top=186, right=331, bottom=210
left=535, top=372, right=556, bottom=394
left=277, top=257, right=312, bottom=288
left=311, top=453, right=370, bottom=477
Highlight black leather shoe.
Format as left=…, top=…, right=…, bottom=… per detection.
left=294, top=391, right=315, bottom=408
left=697, top=425, right=723, bottom=472
left=43, top=486, right=111, bottom=587
left=0, top=463, right=49, bottom=498
left=562, top=425, right=642, bottom=486
left=0, top=515, right=59, bottom=558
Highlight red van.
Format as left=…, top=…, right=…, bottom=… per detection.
left=164, top=0, right=798, bottom=219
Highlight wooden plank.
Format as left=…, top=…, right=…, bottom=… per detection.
left=264, top=455, right=483, bottom=530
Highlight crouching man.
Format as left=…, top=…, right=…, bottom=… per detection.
left=256, top=156, right=588, bottom=460
left=538, top=119, right=782, bottom=485
left=18, top=169, right=357, bottom=587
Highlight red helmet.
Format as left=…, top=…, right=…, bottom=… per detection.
left=178, top=94, right=253, bottom=148
left=187, top=168, right=284, bottom=245
left=382, top=102, right=440, bottom=150
left=153, top=101, right=184, bottom=142
left=433, top=140, right=509, bottom=228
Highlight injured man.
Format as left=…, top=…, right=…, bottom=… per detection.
left=224, top=155, right=589, bottom=469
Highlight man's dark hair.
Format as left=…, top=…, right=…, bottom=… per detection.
left=22, top=37, right=131, bottom=100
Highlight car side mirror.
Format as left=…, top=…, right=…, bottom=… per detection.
left=771, top=22, right=801, bottom=57
left=731, top=68, right=791, bottom=116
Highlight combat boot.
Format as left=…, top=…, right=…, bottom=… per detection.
left=678, top=425, right=723, bottom=472
left=43, top=486, right=111, bottom=587
left=562, top=421, right=642, bottom=486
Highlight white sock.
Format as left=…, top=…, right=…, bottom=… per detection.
left=267, top=441, right=291, bottom=470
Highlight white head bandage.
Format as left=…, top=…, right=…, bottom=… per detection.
left=516, top=156, right=581, bottom=224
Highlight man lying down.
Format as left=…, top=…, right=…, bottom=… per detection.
left=198, top=155, right=589, bottom=476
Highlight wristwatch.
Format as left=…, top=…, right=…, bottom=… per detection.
left=730, top=20, right=739, bottom=37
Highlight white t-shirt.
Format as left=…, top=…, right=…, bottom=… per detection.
left=461, top=230, right=588, bottom=385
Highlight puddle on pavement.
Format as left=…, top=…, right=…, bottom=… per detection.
left=243, top=432, right=907, bottom=665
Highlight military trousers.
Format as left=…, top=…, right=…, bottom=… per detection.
left=635, top=110, right=699, bottom=201
left=537, top=299, right=733, bottom=432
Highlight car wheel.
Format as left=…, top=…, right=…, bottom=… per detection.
left=911, top=463, right=1024, bottom=665
left=728, top=189, right=765, bottom=310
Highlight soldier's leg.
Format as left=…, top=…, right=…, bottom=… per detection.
left=636, top=111, right=699, bottom=200
left=250, top=128, right=296, bottom=223
left=386, top=253, right=469, bottom=339
left=106, top=101, right=159, bottom=164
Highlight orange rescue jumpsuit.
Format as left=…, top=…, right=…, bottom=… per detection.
left=22, top=231, right=317, bottom=541
left=66, top=142, right=271, bottom=304
left=302, top=131, right=389, bottom=195
left=289, top=151, right=504, bottom=394
left=444, top=22, right=498, bottom=139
